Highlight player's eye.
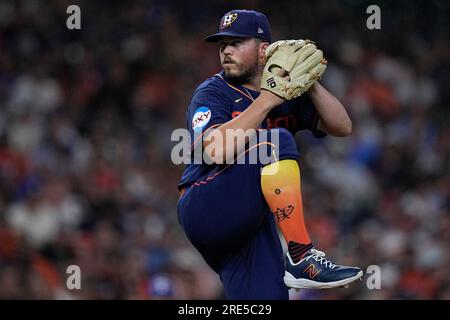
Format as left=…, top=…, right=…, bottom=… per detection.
left=219, top=42, right=228, bottom=51
left=219, top=40, right=241, bottom=51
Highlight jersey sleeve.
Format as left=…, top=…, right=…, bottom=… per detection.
left=186, top=87, right=233, bottom=143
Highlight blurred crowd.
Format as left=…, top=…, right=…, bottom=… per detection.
left=0, top=0, right=448, bottom=299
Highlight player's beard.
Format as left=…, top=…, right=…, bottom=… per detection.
left=223, top=54, right=261, bottom=86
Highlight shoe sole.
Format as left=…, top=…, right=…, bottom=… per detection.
left=284, top=270, right=364, bottom=289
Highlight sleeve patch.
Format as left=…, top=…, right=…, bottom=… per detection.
left=192, top=106, right=212, bottom=132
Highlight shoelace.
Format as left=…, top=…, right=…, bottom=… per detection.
left=303, top=249, right=337, bottom=270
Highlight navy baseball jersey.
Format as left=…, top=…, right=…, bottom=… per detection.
left=178, top=71, right=325, bottom=191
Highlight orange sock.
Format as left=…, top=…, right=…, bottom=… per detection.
left=261, top=159, right=312, bottom=261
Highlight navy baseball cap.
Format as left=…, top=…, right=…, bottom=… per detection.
left=205, top=10, right=272, bottom=43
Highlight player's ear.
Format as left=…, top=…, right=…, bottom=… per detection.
left=260, top=42, right=269, bottom=64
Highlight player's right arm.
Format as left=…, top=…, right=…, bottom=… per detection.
left=203, top=91, right=283, bottom=164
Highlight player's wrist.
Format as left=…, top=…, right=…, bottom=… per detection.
left=307, top=82, right=320, bottom=95
left=258, top=89, right=285, bottom=109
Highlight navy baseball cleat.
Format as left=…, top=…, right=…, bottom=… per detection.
left=284, top=248, right=363, bottom=289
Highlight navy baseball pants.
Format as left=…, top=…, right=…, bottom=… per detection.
left=177, top=128, right=299, bottom=299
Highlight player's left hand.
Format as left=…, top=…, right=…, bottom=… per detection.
left=261, top=39, right=327, bottom=100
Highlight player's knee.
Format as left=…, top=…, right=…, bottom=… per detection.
left=245, top=129, right=299, bottom=164
left=273, top=127, right=295, bottom=142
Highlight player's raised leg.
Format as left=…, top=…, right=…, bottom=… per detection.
left=177, top=128, right=302, bottom=299
left=178, top=162, right=288, bottom=299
